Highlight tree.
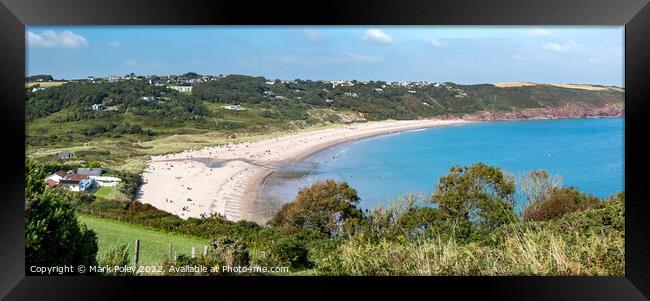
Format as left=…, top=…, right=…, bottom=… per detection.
left=25, top=159, right=98, bottom=274
left=518, top=170, right=562, bottom=218
left=432, top=163, right=517, bottom=241
left=269, top=180, right=363, bottom=237
left=522, top=187, right=600, bottom=222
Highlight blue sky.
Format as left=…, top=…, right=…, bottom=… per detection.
left=26, top=26, right=623, bottom=86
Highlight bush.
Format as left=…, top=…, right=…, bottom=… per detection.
left=89, top=161, right=102, bottom=168
left=210, top=236, right=250, bottom=267
left=270, top=235, right=311, bottom=269
left=269, top=180, right=363, bottom=237
left=356, top=195, right=448, bottom=241
left=97, top=244, right=133, bottom=276
left=522, top=187, right=600, bottom=222
left=116, top=172, right=143, bottom=200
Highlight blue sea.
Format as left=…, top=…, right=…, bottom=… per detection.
left=260, top=118, right=624, bottom=210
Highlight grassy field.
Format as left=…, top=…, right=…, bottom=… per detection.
left=26, top=81, right=67, bottom=88
left=27, top=115, right=344, bottom=173
left=92, top=186, right=122, bottom=199
left=78, top=214, right=211, bottom=266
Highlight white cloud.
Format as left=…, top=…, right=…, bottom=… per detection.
left=303, top=29, right=323, bottom=43
left=542, top=40, right=580, bottom=52
left=27, top=30, right=89, bottom=48
left=529, top=28, right=552, bottom=37
left=125, top=59, right=138, bottom=67
left=427, top=38, right=445, bottom=47
left=107, top=41, right=122, bottom=48
left=363, top=28, right=393, bottom=44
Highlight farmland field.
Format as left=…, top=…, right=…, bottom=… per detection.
left=25, top=81, right=67, bottom=88
left=78, top=214, right=210, bottom=266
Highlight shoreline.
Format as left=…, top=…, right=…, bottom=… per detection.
left=136, top=115, right=622, bottom=224
left=136, top=119, right=471, bottom=223
left=241, top=120, right=471, bottom=223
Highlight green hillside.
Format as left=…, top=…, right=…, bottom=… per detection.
left=78, top=214, right=210, bottom=266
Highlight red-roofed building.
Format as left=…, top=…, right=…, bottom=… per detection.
left=45, top=170, right=95, bottom=192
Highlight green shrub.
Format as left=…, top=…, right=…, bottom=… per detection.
left=522, top=187, right=599, bottom=222
left=97, top=244, right=132, bottom=276
left=210, top=236, right=250, bottom=267
left=270, top=235, right=311, bottom=269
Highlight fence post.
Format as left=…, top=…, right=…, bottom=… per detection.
left=133, top=239, right=140, bottom=267
left=203, top=246, right=208, bottom=256
left=191, top=247, right=196, bottom=258
left=168, top=244, right=173, bottom=260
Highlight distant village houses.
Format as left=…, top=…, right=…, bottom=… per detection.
left=169, top=85, right=193, bottom=93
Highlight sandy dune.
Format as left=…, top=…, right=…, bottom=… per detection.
left=137, top=119, right=470, bottom=222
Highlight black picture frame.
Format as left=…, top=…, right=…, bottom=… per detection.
left=1, top=0, right=648, bottom=299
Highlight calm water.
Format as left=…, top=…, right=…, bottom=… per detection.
left=260, top=118, right=624, bottom=210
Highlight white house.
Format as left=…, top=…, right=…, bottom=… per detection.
left=223, top=105, right=244, bottom=110
left=46, top=170, right=68, bottom=184
left=90, top=176, right=122, bottom=187
left=46, top=171, right=94, bottom=192
left=92, top=103, right=107, bottom=111
left=169, top=85, right=193, bottom=93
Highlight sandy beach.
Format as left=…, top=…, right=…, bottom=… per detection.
left=137, top=119, right=470, bottom=223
